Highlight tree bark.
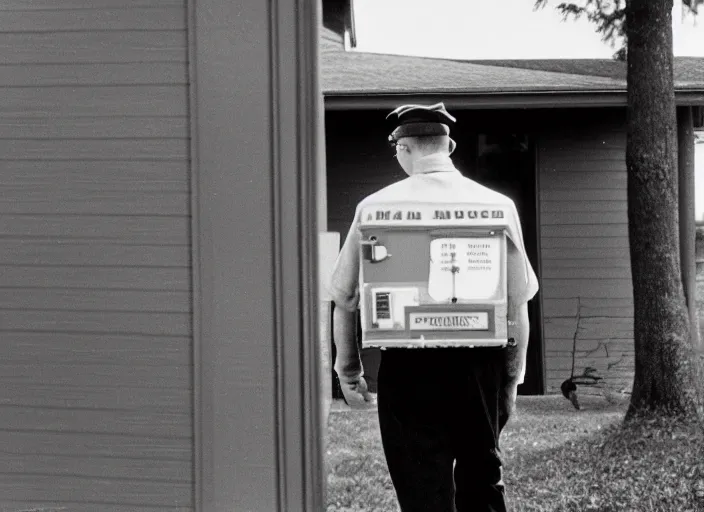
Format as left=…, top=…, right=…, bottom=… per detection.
left=625, top=0, right=703, bottom=419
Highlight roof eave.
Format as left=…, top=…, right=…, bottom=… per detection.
left=324, top=89, right=704, bottom=110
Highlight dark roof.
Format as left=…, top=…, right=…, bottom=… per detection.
left=465, top=59, right=627, bottom=80
left=320, top=27, right=704, bottom=97
left=465, top=58, right=704, bottom=87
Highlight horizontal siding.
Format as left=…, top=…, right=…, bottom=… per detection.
left=1, top=383, right=191, bottom=410
left=1, top=266, right=189, bottom=290
left=0, top=1, right=193, bottom=510
left=1, top=455, right=188, bottom=486
left=0, top=406, right=191, bottom=437
left=0, top=31, right=187, bottom=64
left=0, top=8, right=186, bottom=31
left=0, top=476, right=191, bottom=507
left=0, top=503, right=190, bottom=512
left=0, top=430, right=190, bottom=459
left=0, top=62, right=188, bottom=86
left=541, top=171, right=627, bottom=189
left=0, top=190, right=189, bottom=215
left=540, top=258, right=631, bottom=268
left=1, top=363, right=189, bottom=393
left=543, top=224, right=628, bottom=239
left=541, top=133, right=626, bottom=150
left=539, top=123, right=634, bottom=394
left=542, top=297, right=633, bottom=318
left=0, top=117, right=189, bottom=138
left=542, top=279, right=633, bottom=298
left=0, top=215, right=190, bottom=244
left=0, top=139, right=188, bottom=160
left=1, top=333, right=191, bottom=365
left=541, top=247, right=631, bottom=260
left=543, top=353, right=634, bottom=373
left=1, top=86, right=188, bottom=117
left=541, top=211, right=627, bottom=225
left=0, top=365, right=189, bottom=395
left=542, top=148, right=626, bottom=161
left=0, top=310, right=191, bottom=335
left=0, top=242, right=189, bottom=266
left=542, top=159, right=627, bottom=172
left=0, top=0, right=184, bottom=8
left=542, top=267, right=632, bottom=280
left=541, top=189, right=627, bottom=201
left=545, top=339, right=634, bottom=355
left=543, top=317, right=633, bottom=339
left=541, top=200, right=627, bottom=213
left=541, top=236, right=630, bottom=249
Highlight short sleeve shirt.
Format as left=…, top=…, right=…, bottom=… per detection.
left=328, top=155, right=539, bottom=311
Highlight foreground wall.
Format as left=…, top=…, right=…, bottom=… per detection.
left=2, top=0, right=327, bottom=510
left=0, top=1, right=194, bottom=509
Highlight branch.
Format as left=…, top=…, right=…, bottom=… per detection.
left=533, top=0, right=627, bottom=57
left=570, top=297, right=581, bottom=378
left=607, top=353, right=626, bottom=371
left=683, top=0, right=704, bottom=15
left=584, top=337, right=615, bottom=358
left=534, top=0, right=701, bottom=50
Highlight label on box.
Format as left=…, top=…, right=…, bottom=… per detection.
left=408, top=311, right=489, bottom=331
left=428, top=237, right=500, bottom=301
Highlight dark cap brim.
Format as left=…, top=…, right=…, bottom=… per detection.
left=390, top=122, right=450, bottom=141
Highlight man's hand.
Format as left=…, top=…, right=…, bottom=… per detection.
left=339, top=376, right=376, bottom=409
left=499, top=380, right=519, bottom=431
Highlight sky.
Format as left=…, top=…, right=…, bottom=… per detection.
left=352, top=0, right=704, bottom=60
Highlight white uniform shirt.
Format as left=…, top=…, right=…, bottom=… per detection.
left=329, top=152, right=539, bottom=313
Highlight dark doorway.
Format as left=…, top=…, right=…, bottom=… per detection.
left=464, top=133, right=544, bottom=395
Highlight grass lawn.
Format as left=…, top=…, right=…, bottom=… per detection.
left=325, top=396, right=704, bottom=511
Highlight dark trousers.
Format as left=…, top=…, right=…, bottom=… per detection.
left=377, top=348, right=508, bottom=512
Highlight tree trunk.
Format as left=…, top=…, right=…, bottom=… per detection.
left=625, top=0, right=703, bottom=419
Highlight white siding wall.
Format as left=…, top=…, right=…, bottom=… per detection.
left=0, top=1, right=193, bottom=510
left=539, top=122, right=635, bottom=395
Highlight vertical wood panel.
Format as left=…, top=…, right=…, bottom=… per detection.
left=190, top=0, right=324, bottom=510
left=190, top=0, right=274, bottom=510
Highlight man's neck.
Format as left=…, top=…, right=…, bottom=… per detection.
left=410, top=152, right=455, bottom=175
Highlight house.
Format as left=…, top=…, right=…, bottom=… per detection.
left=320, top=1, right=704, bottom=395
